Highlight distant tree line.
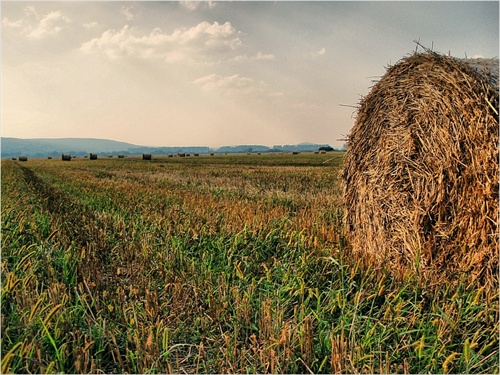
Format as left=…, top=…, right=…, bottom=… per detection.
left=1, top=138, right=344, bottom=159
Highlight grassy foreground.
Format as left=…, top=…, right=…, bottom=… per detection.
left=1, top=153, right=498, bottom=374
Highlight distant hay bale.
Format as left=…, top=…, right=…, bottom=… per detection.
left=12, top=157, right=17, bottom=161
left=178, top=153, right=186, bottom=157
left=48, top=156, right=52, bottom=159
left=341, top=51, right=499, bottom=288
left=61, top=154, right=72, bottom=161
left=142, top=153, right=152, bottom=160
left=118, top=154, right=125, bottom=158
left=19, top=156, right=28, bottom=162
left=89, top=153, right=98, bottom=160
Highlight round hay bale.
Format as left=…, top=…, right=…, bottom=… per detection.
left=19, top=155, right=28, bottom=162
left=89, top=153, right=98, bottom=160
left=61, top=154, right=72, bottom=161
left=341, top=51, right=498, bottom=288
left=142, top=153, right=152, bottom=160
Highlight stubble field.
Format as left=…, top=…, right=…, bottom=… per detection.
left=1, top=153, right=498, bottom=373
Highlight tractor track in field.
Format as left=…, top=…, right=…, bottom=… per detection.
left=17, top=163, right=121, bottom=291
left=18, top=163, right=97, bottom=241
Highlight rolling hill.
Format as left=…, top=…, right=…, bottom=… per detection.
left=1, top=137, right=335, bottom=158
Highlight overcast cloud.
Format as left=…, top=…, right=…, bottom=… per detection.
left=2, top=1, right=498, bottom=148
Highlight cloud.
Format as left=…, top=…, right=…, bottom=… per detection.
left=26, top=10, right=71, bottom=39
left=231, top=52, right=275, bottom=62
left=2, top=17, right=23, bottom=29
left=24, top=5, right=39, bottom=18
left=179, top=1, right=217, bottom=11
left=193, top=73, right=282, bottom=101
left=121, top=6, right=135, bottom=21
left=79, top=21, right=241, bottom=63
left=255, top=52, right=275, bottom=61
left=2, top=6, right=70, bottom=39
left=310, top=47, right=326, bottom=59
left=83, top=21, right=98, bottom=29
left=294, top=101, right=320, bottom=111
left=193, top=73, right=254, bottom=91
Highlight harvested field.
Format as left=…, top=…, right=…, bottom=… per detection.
left=1, top=153, right=498, bottom=373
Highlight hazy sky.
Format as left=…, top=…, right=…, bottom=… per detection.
left=2, top=1, right=498, bottom=148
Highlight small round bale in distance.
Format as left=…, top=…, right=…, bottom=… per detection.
left=142, top=153, right=152, bottom=160
left=341, top=51, right=498, bottom=287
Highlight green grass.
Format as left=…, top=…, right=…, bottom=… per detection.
left=1, top=153, right=498, bottom=373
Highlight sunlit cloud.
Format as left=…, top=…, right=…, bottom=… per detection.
left=79, top=21, right=242, bottom=63
left=193, top=73, right=255, bottom=91
left=24, top=5, right=39, bottom=18
left=192, top=73, right=278, bottom=101
left=2, top=17, right=23, bottom=29
left=310, top=47, right=326, bottom=59
left=3, top=6, right=71, bottom=39
left=179, top=1, right=217, bottom=11
left=83, top=21, right=98, bottom=29
left=255, top=52, right=275, bottom=61
left=121, top=6, right=135, bottom=21
left=26, top=10, right=71, bottom=39
left=231, top=52, right=275, bottom=62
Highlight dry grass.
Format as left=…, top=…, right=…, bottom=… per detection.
left=341, top=51, right=499, bottom=290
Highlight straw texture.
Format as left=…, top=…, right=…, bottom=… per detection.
left=341, top=51, right=498, bottom=288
